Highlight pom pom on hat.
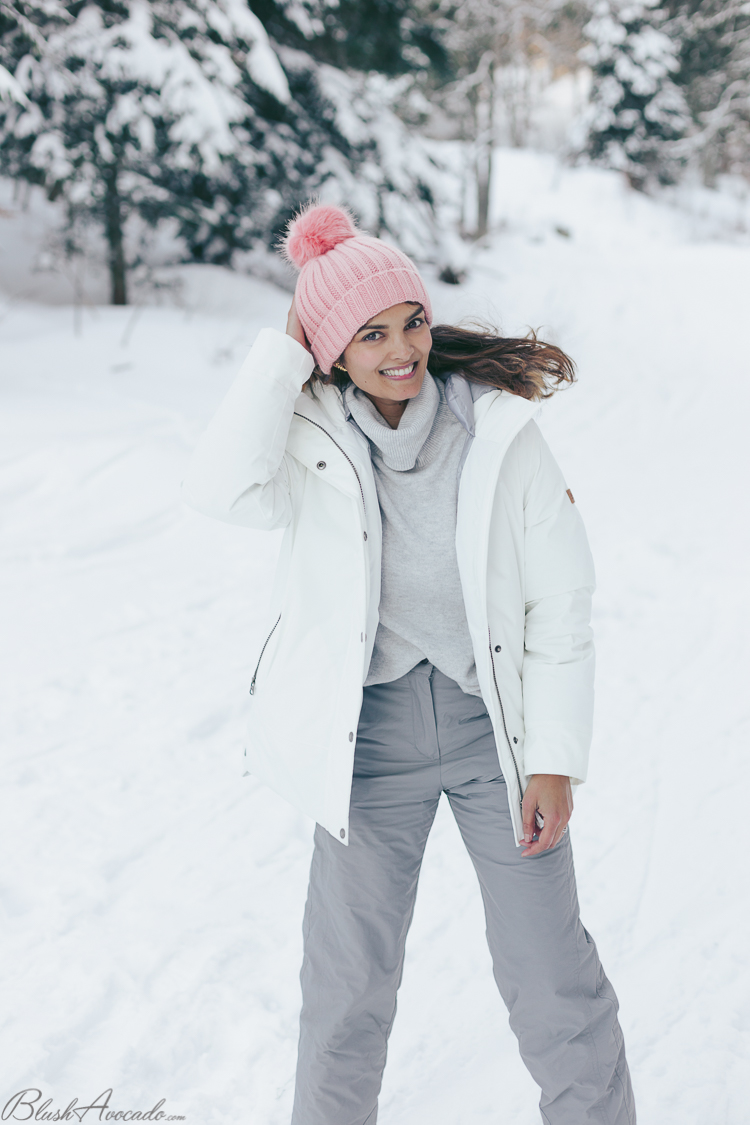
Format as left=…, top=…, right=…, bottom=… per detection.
left=282, top=202, right=358, bottom=268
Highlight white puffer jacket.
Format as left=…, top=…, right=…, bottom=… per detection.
left=182, top=328, right=596, bottom=845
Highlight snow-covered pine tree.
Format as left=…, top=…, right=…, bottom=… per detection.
left=0, top=0, right=442, bottom=304
left=665, top=0, right=750, bottom=182
left=0, top=0, right=62, bottom=106
left=582, top=0, right=691, bottom=188
left=252, top=0, right=448, bottom=78
left=0, top=0, right=303, bottom=302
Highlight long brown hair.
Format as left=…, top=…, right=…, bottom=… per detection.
left=428, top=323, right=575, bottom=401
left=311, top=319, right=576, bottom=402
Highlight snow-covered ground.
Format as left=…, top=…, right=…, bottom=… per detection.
left=1, top=150, right=749, bottom=1123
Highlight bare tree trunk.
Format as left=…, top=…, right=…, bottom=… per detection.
left=474, top=61, right=495, bottom=239
left=104, top=164, right=127, bottom=305
left=502, top=58, right=534, bottom=148
left=475, top=145, right=492, bottom=238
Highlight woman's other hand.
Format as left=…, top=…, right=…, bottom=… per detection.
left=520, top=774, right=574, bottom=857
left=286, top=299, right=311, bottom=352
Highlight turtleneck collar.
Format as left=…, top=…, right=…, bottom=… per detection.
left=343, top=372, right=441, bottom=471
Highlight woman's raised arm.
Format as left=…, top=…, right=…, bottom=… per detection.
left=182, top=309, right=315, bottom=530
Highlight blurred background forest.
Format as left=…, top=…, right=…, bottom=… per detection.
left=1, top=0, right=749, bottom=303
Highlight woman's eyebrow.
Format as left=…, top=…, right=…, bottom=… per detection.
left=357, top=306, right=424, bottom=334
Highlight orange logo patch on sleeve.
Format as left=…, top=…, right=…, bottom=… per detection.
left=566, top=489, right=575, bottom=504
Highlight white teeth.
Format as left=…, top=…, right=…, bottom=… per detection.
left=381, top=362, right=416, bottom=376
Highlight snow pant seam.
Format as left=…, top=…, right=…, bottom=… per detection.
left=554, top=841, right=620, bottom=1125
left=582, top=918, right=636, bottom=1124
left=614, top=1058, right=636, bottom=1125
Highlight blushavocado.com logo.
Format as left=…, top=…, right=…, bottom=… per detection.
left=2, top=1089, right=186, bottom=1122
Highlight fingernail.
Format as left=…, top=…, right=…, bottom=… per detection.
left=524, top=833, right=532, bottom=842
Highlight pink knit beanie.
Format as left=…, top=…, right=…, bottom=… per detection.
left=280, top=202, right=432, bottom=374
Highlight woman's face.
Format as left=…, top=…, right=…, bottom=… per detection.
left=341, top=302, right=432, bottom=406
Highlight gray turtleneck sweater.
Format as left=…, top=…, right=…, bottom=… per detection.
left=344, top=373, right=481, bottom=697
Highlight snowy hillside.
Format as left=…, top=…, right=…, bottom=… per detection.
left=1, top=151, right=749, bottom=1123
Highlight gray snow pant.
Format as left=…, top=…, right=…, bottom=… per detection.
left=291, top=661, right=636, bottom=1125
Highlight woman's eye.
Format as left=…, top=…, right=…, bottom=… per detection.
left=407, top=318, right=424, bottom=329
left=362, top=331, right=381, bottom=342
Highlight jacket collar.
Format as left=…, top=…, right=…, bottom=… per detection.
left=295, top=374, right=538, bottom=450
left=296, top=381, right=349, bottom=431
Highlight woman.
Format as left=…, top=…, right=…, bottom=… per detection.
left=182, top=203, right=636, bottom=1124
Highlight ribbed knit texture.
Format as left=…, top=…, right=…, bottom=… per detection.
left=343, top=369, right=440, bottom=470
left=294, top=234, right=432, bottom=375
left=345, top=374, right=481, bottom=696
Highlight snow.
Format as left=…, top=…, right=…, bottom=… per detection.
left=1, top=151, right=749, bottom=1123
left=0, top=62, right=28, bottom=105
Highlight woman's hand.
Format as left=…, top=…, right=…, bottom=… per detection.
left=520, top=774, right=573, bottom=857
left=286, top=299, right=311, bottom=352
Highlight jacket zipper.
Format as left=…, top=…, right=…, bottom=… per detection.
left=488, top=626, right=523, bottom=810
left=293, top=412, right=367, bottom=513
left=249, top=613, right=281, bottom=695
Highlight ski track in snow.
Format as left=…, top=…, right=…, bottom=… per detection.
left=1, top=153, right=749, bottom=1123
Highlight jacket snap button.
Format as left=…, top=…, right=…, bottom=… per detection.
left=494, top=645, right=501, bottom=652
left=340, top=829, right=346, bottom=838
left=513, top=736, right=518, bottom=744
left=363, top=531, right=368, bottom=541
left=316, top=460, right=326, bottom=470
left=348, top=731, right=354, bottom=742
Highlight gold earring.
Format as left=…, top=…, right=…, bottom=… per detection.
left=333, top=361, right=348, bottom=373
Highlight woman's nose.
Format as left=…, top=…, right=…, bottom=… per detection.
left=385, top=333, right=412, bottom=360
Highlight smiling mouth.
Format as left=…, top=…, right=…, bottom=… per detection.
left=380, top=361, right=418, bottom=381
